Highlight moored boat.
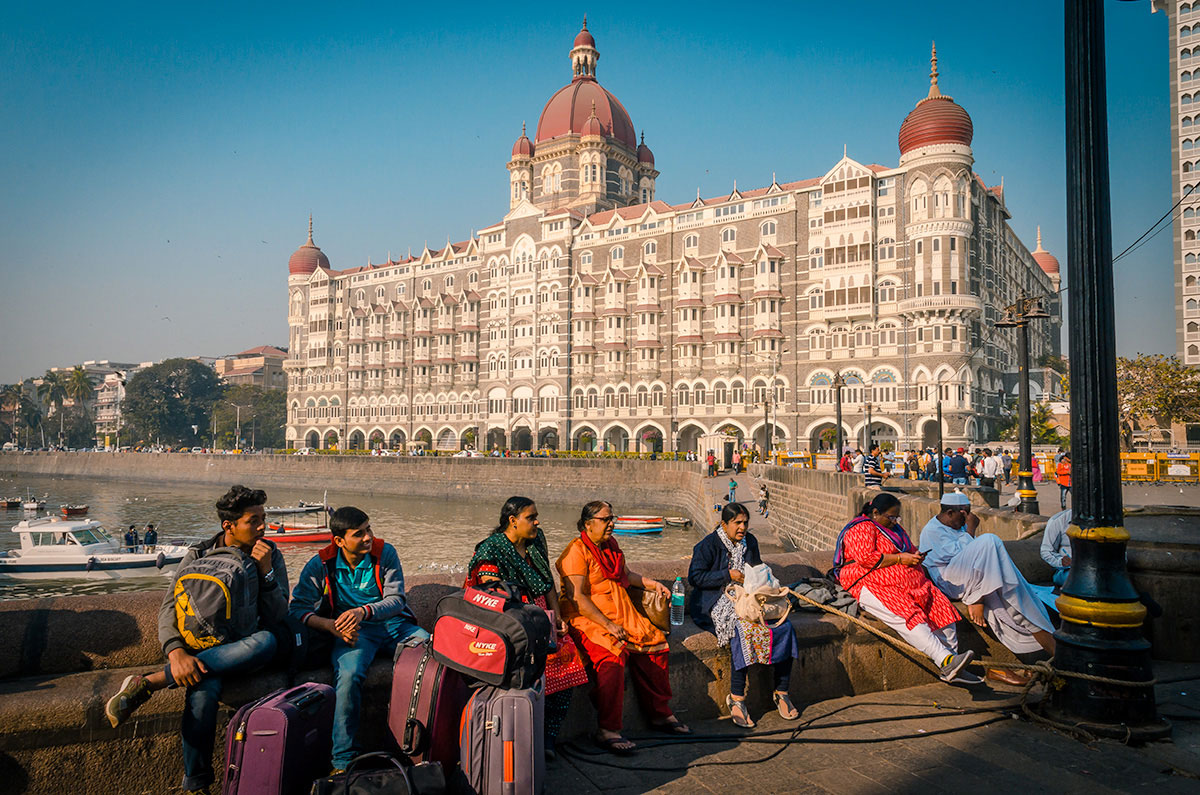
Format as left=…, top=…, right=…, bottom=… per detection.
left=0, top=517, right=189, bottom=580
left=22, top=494, right=46, bottom=512
left=613, top=515, right=665, bottom=535
left=60, top=504, right=89, bottom=517
left=1, top=498, right=20, bottom=509
left=264, top=521, right=331, bottom=544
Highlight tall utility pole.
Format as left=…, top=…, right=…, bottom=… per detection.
left=833, top=371, right=845, bottom=459
left=1049, top=0, right=1166, bottom=738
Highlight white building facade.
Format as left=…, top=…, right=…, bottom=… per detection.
left=284, top=25, right=1061, bottom=454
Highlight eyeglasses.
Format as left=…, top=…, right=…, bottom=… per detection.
left=590, top=514, right=615, bottom=523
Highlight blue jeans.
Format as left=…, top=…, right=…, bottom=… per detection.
left=730, top=658, right=793, bottom=698
left=1053, top=567, right=1070, bottom=587
left=166, top=630, right=278, bottom=791
left=331, top=622, right=430, bottom=768
left=952, top=477, right=967, bottom=485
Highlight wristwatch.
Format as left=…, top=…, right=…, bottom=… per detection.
left=263, top=568, right=276, bottom=583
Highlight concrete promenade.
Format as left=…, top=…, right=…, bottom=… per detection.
left=549, top=663, right=1200, bottom=794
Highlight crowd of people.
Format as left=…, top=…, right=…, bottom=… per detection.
left=839, top=445, right=1020, bottom=492
left=102, top=480, right=1070, bottom=793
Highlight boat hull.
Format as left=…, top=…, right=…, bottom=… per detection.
left=263, top=529, right=330, bottom=544
left=613, top=515, right=665, bottom=535
left=0, top=551, right=187, bottom=581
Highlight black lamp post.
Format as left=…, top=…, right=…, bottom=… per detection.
left=995, top=295, right=1049, bottom=514
left=833, top=371, right=845, bottom=457
left=1047, top=0, right=1166, bottom=738
left=865, top=402, right=873, bottom=451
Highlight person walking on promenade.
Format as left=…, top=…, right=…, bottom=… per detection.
left=838, top=450, right=853, bottom=473
left=288, top=506, right=427, bottom=773
left=863, top=443, right=888, bottom=489
left=832, top=493, right=979, bottom=683
left=464, top=497, right=587, bottom=760
left=557, top=501, right=689, bottom=754
left=1001, top=449, right=1014, bottom=485
left=104, top=485, right=288, bottom=794
left=946, top=448, right=970, bottom=485
left=757, top=484, right=768, bottom=515
left=689, top=502, right=799, bottom=729
left=732, top=449, right=742, bottom=474
left=707, top=451, right=717, bottom=478
left=1056, top=452, right=1072, bottom=510
left=979, top=448, right=1003, bottom=493
left=728, top=477, right=738, bottom=503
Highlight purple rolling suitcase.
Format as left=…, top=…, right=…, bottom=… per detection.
left=458, top=681, right=544, bottom=795
left=389, top=640, right=468, bottom=769
left=222, top=682, right=335, bottom=795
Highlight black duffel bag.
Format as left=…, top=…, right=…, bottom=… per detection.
left=431, top=581, right=552, bottom=689
left=310, top=751, right=445, bottom=795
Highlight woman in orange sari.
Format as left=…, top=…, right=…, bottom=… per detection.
left=557, top=500, right=690, bottom=754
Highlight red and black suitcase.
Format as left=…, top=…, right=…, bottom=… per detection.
left=389, top=640, right=469, bottom=769
left=458, top=681, right=544, bottom=795
left=221, top=682, right=334, bottom=795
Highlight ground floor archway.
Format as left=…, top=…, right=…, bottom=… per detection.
left=369, top=430, right=384, bottom=449
left=808, top=420, right=848, bottom=453
left=486, top=427, right=506, bottom=452
left=573, top=425, right=597, bottom=452
left=348, top=430, right=365, bottom=450
left=636, top=426, right=663, bottom=454
left=864, top=421, right=899, bottom=452
left=678, top=423, right=705, bottom=455
left=921, top=418, right=941, bottom=450
left=323, top=430, right=339, bottom=450
left=390, top=430, right=406, bottom=449
left=305, top=431, right=319, bottom=450
left=437, top=428, right=458, bottom=450
left=512, top=426, right=533, bottom=452
left=538, top=426, right=559, bottom=450
left=603, top=425, right=629, bottom=452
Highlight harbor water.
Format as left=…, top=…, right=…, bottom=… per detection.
left=0, top=471, right=702, bottom=600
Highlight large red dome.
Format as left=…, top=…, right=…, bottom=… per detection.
left=289, top=218, right=330, bottom=276
left=1032, top=227, right=1060, bottom=275
left=898, top=44, right=973, bottom=156
left=535, top=78, right=637, bottom=149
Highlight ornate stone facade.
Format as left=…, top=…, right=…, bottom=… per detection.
left=284, top=25, right=1060, bottom=454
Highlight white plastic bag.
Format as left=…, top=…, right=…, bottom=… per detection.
left=743, top=562, right=780, bottom=593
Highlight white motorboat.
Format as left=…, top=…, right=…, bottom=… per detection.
left=22, top=493, right=47, bottom=512
left=0, top=516, right=190, bottom=581
left=265, top=498, right=328, bottom=516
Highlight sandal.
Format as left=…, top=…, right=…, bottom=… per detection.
left=650, top=715, right=692, bottom=735
left=726, top=695, right=756, bottom=729
left=593, top=733, right=637, bottom=755
left=773, top=692, right=799, bottom=721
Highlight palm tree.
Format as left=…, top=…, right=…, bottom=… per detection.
left=37, top=371, right=68, bottom=445
left=1, top=384, right=22, bottom=442
left=65, top=366, right=94, bottom=407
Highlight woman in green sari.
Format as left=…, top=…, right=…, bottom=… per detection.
left=465, top=496, right=587, bottom=759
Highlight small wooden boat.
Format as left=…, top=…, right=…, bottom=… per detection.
left=60, top=504, right=89, bottom=517
left=613, top=515, right=665, bottom=535
left=1, top=498, right=21, bottom=509
left=22, top=494, right=46, bottom=512
left=664, top=516, right=691, bottom=527
left=264, top=522, right=331, bottom=544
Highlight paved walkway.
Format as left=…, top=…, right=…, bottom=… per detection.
left=549, top=662, right=1200, bottom=794
left=698, top=464, right=779, bottom=542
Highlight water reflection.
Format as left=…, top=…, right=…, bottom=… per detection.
left=0, top=472, right=699, bottom=600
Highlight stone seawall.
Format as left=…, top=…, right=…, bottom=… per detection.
left=2, top=452, right=712, bottom=531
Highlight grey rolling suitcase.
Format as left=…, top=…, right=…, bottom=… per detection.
left=457, top=680, right=544, bottom=795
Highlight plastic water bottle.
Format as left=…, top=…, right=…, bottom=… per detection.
left=670, top=577, right=686, bottom=626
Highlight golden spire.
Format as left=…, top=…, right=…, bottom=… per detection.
left=307, top=214, right=314, bottom=245
left=928, top=41, right=941, bottom=98
left=1035, top=225, right=1045, bottom=252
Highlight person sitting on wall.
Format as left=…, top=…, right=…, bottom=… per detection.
left=557, top=500, right=689, bottom=754
left=104, top=485, right=288, bottom=794
left=1040, top=508, right=1073, bottom=587
left=688, top=502, right=799, bottom=728
left=919, top=491, right=1056, bottom=685
left=832, top=493, right=980, bottom=684
left=288, top=506, right=428, bottom=773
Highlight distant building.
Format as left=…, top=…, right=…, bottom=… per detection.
left=93, top=362, right=152, bottom=446
left=215, top=346, right=288, bottom=389
left=284, top=23, right=1061, bottom=454
left=1155, top=1, right=1200, bottom=364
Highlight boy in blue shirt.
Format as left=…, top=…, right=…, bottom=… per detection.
left=288, top=506, right=428, bottom=772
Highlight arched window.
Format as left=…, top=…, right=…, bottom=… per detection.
left=610, top=246, right=624, bottom=262
left=579, top=251, right=593, bottom=266
left=684, top=234, right=699, bottom=249
left=760, top=220, right=777, bottom=237
left=809, top=247, right=824, bottom=268
left=722, top=228, right=737, bottom=246
left=643, top=241, right=657, bottom=256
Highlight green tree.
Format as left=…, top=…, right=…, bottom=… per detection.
left=1116, top=353, right=1200, bottom=450
left=998, top=400, right=1066, bottom=446
left=122, top=359, right=223, bottom=445
left=1, top=383, right=23, bottom=443
left=37, top=371, right=68, bottom=444
left=65, top=366, right=94, bottom=406
left=211, top=385, right=287, bottom=449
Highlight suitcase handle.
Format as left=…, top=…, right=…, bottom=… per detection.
left=401, top=717, right=427, bottom=755
left=288, top=688, right=327, bottom=716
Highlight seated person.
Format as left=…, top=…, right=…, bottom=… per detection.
left=557, top=500, right=689, bottom=755
left=289, top=506, right=428, bottom=774
left=688, top=502, right=799, bottom=729
left=105, top=485, right=288, bottom=794
left=464, top=496, right=586, bottom=760
left=833, top=493, right=980, bottom=684
left=919, top=491, right=1055, bottom=685
left=1040, top=509, right=1073, bottom=587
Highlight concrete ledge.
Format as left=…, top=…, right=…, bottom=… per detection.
left=0, top=551, right=1036, bottom=794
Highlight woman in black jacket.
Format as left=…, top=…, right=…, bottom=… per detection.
left=687, top=502, right=799, bottom=729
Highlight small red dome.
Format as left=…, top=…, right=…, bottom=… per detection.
left=574, top=28, right=595, bottom=48
left=289, top=219, right=330, bottom=276
left=511, top=123, right=533, bottom=157
left=1033, top=250, right=1060, bottom=276
left=637, top=135, right=654, bottom=166
left=535, top=79, right=636, bottom=148
left=581, top=109, right=605, bottom=137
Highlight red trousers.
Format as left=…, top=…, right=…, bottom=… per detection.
left=574, top=630, right=672, bottom=732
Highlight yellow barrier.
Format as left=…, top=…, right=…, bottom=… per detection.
left=1157, top=453, right=1200, bottom=484
left=1120, top=452, right=1158, bottom=483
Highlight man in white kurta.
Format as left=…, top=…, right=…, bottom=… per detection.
left=918, top=492, right=1056, bottom=670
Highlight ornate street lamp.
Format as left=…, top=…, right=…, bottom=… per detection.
left=832, top=371, right=846, bottom=458
left=864, top=401, right=873, bottom=451
left=994, top=295, right=1049, bottom=514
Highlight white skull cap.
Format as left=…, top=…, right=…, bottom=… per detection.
left=941, top=491, right=972, bottom=506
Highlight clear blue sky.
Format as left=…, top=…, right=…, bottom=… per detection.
left=0, top=0, right=1174, bottom=383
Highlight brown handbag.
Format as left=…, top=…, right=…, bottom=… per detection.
left=628, top=585, right=672, bottom=632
